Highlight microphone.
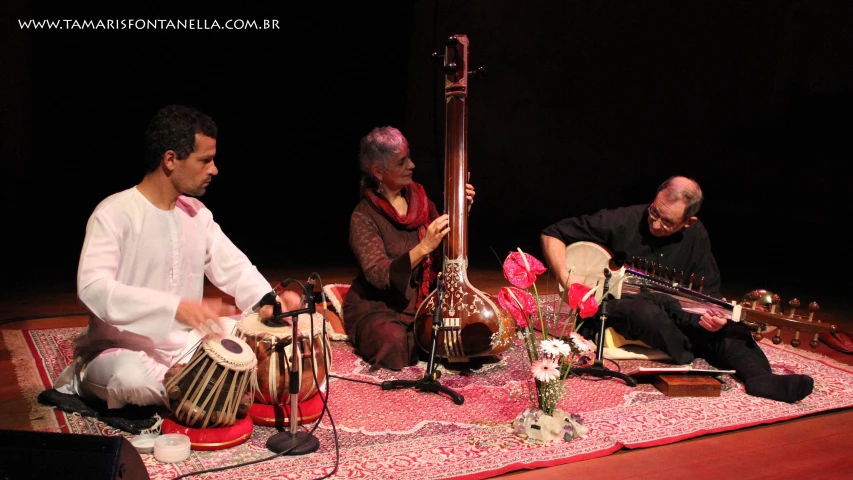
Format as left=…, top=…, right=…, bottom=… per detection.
left=601, top=268, right=612, bottom=315
left=241, top=279, right=295, bottom=317
left=432, top=275, right=444, bottom=326
left=302, top=273, right=319, bottom=312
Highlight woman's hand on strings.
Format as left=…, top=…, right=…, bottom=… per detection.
left=176, top=298, right=227, bottom=338
left=699, top=307, right=728, bottom=332
left=422, top=214, right=450, bottom=253
left=466, top=172, right=475, bottom=213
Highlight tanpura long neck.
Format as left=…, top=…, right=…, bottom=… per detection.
left=443, top=35, right=469, bottom=262
left=443, top=96, right=468, bottom=261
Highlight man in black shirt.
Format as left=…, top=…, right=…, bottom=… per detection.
left=541, top=176, right=813, bottom=403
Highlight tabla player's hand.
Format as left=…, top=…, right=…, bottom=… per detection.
left=279, top=290, right=302, bottom=311
left=422, top=214, right=450, bottom=253
left=258, top=291, right=303, bottom=320
left=176, top=298, right=226, bottom=338
left=699, top=307, right=728, bottom=332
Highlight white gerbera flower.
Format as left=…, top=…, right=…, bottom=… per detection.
left=531, top=358, right=560, bottom=382
left=569, top=332, right=596, bottom=354
left=556, top=340, right=572, bottom=357
left=539, top=339, right=563, bottom=357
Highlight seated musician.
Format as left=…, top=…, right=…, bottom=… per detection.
left=540, top=175, right=814, bottom=403
left=53, top=104, right=302, bottom=409
left=343, top=126, right=474, bottom=370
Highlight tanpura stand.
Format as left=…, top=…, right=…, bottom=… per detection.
left=382, top=275, right=464, bottom=405
left=567, top=268, right=638, bottom=387
left=413, top=34, right=516, bottom=365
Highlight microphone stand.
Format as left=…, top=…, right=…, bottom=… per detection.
left=265, top=282, right=321, bottom=455
left=381, top=275, right=465, bottom=405
left=566, top=268, right=638, bottom=387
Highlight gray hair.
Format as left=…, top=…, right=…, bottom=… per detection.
left=358, top=126, right=408, bottom=194
left=656, top=175, right=704, bottom=219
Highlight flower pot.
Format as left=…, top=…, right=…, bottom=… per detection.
left=511, top=408, right=588, bottom=443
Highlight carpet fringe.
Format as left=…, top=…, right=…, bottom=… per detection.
left=2, top=330, right=60, bottom=432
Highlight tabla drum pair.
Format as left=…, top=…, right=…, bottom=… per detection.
left=236, top=312, right=331, bottom=405
left=164, top=333, right=257, bottom=429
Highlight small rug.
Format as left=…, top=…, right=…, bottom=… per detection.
left=6, top=321, right=853, bottom=479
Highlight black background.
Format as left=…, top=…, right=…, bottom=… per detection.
left=2, top=1, right=851, bottom=312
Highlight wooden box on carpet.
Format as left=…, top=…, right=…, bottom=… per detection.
left=654, top=375, right=722, bottom=397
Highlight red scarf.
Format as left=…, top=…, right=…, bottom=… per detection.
left=363, top=182, right=436, bottom=307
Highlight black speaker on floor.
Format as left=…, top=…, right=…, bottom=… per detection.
left=0, top=429, right=150, bottom=480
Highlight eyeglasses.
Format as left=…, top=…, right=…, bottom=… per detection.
left=647, top=204, right=683, bottom=231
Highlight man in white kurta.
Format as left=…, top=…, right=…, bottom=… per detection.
left=54, top=104, right=299, bottom=409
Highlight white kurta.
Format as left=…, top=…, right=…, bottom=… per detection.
left=54, top=187, right=272, bottom=398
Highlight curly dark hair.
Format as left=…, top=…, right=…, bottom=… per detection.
left=143, top=105, right=218, bottom=173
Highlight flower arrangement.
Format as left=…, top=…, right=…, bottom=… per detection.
left=498, top=248, right=604, bottom=442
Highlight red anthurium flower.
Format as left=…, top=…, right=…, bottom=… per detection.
left=503, top=250, right=547, bottom=289
left=579, top=298, right=600, bottom=318
left=567, top=283, right=590, bottom=309
left=498, top=286, right=536, bottom=328
left=567, top=283, right=600, bottom=318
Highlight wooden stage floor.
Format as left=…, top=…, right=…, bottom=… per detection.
left=2, top=264, right=852, bottom=479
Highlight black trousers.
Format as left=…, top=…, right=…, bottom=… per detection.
left=580, top=292, right=773, bottom=382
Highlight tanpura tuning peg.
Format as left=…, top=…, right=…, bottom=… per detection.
left=770, top=294, right=781, bottom=313
left=788, top=298, right=800, bottom=318
left=431, top=52, right=444, bottom=64
left=810, top=333, right=820, bottom=349
left=468, top=66, right=486, bottom=79
left=808, top=301, right=819, bottom=322
left=446, top=35, right=460, bottom=45
left=444, top=62, right=459, bottom=74
left=689, top=273, right=695, bottom=290
left=791, top=331, right=801, bottom=348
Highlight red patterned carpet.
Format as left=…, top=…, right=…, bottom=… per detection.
left=7, top=324, right=853, bottom=480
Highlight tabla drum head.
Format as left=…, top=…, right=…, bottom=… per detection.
left=238, top=312, right=325, bottom=338
left=201, top=334, right=257, bottom=372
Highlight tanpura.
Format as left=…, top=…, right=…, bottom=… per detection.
left=413, top=35, right=516, bottom=363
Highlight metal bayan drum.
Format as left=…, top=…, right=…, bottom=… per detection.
left=237, top=312, right=331, bottom=404
left=164, top=334, right=257, bottom=429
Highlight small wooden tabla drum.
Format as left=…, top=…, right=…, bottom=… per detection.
left=164, top=334, right=257, bottom=429
left=237, top=312, right=331, bottom=404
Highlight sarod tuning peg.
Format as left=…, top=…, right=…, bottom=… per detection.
left=808, top=301, right=819, bottom=322
left=791, top=331, right=801, bottom=348
left=770, top=294, right=781, bottom=314
left=788, top=298, right=800, bottom=318
left=772, top=326, right=783, bottom=345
